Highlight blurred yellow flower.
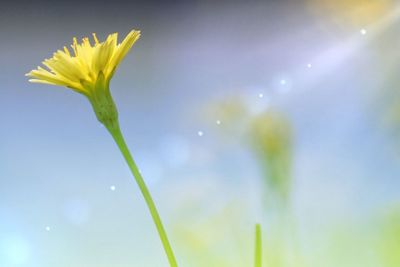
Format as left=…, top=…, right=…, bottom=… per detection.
left=307, top=0, right=393, bottom=27
left=250, top=111, right=293, bottom=202
left=26, top=30, right=140, bottom=96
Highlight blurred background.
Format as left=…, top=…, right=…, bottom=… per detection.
left=1, top=0, right=400, bottom=266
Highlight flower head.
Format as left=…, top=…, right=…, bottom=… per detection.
left=249, top=111, right=293, bottom=202
left=26, top=30, right=140, bottom=95
left=26, top=30, right=141, bottom=128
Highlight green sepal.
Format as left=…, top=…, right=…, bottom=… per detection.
left=88, top=71, right=119, bottom=130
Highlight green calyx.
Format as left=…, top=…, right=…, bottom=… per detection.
left=84, top=71, right=119, bottom=130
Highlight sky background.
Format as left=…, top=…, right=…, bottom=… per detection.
left=1, top=0, right=400, bottom=266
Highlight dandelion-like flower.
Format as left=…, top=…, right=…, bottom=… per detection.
left=26, top=30, right=140, bottom=127
left=250, top=111, right=293, bottom=202
left=26, top=30, right=179, bottom=267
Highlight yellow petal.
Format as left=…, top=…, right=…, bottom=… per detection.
left=109, top=30, right=141, bottom=75
left=92, top=33, right=100, bottom=45
left=43, top=52, right=86, bottom=82
left=93, top=33, right=117, bottom=76
left=27, top=67, right=72, bottom=87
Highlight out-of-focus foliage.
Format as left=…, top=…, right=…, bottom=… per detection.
left=379, top=207, right=400, bottom=267
left=172, top=201, right=252, bottom=267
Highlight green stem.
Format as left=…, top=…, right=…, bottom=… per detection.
left=106, top=121, right=178, bottom=267
left=254, top=224, right=262, bottom=267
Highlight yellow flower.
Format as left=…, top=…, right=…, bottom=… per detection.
left=26, top=30, right=180, bottom=267
left=26, top=30, right=140, bottom=94
left=26, top=30, right=141, bottom=127
left=250, top=111, right=293, bottom=202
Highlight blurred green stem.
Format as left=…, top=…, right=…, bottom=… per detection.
left=255, top=224, right=262, bottom=267
left=106, top=121, right=178, bottom=267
